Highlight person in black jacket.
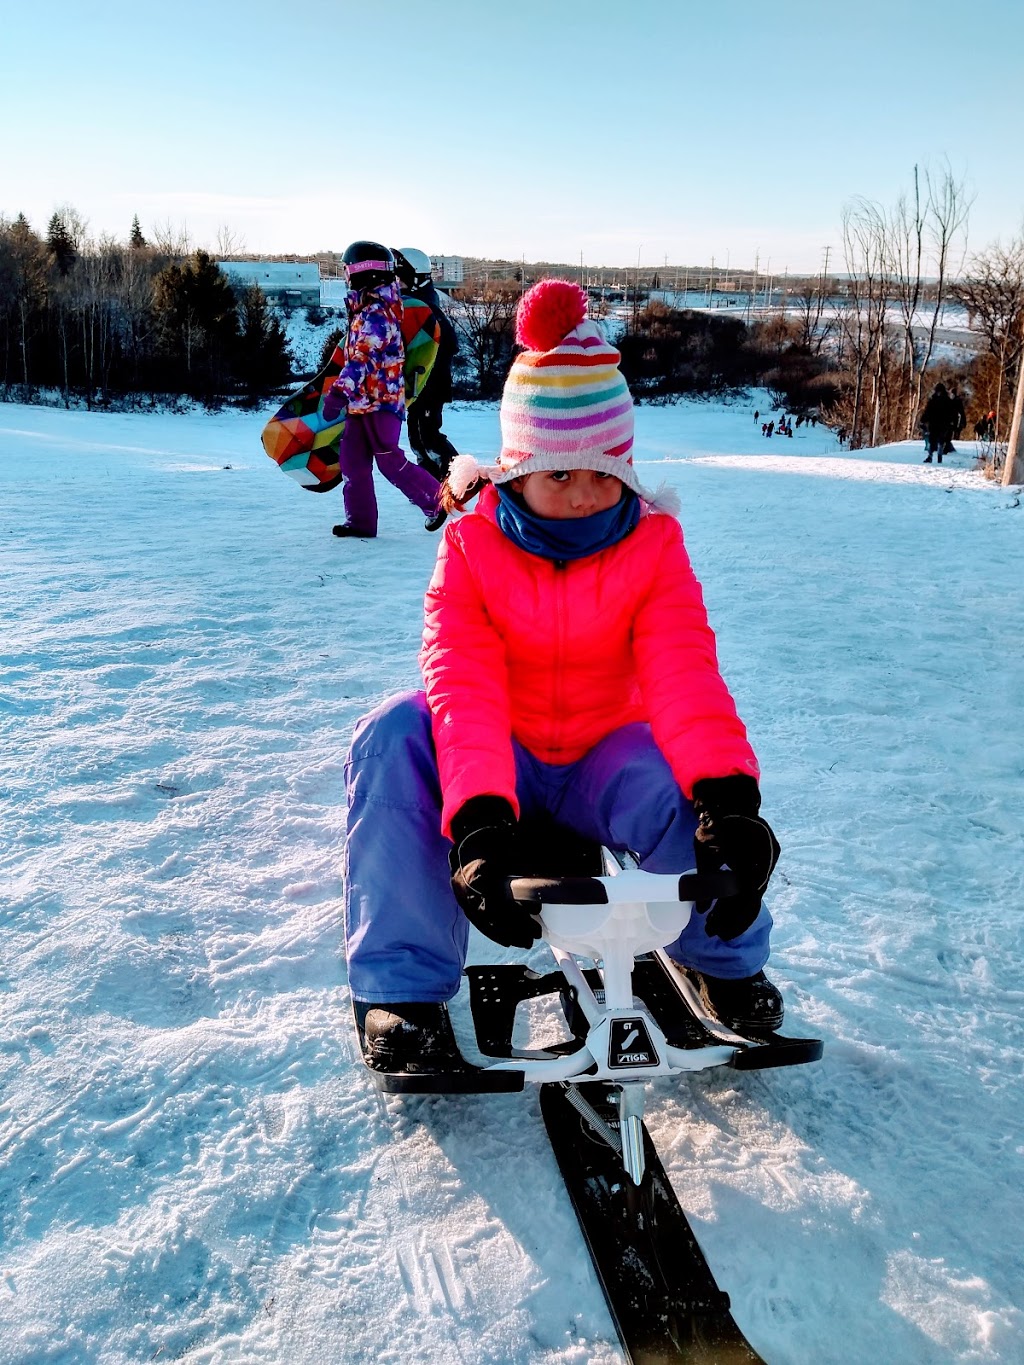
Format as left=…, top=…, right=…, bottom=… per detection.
left=921, top=383, right=954, bottom=463
left=946, top=387, right=967, bottom=456
left=394, top=248, right=461, bottom=480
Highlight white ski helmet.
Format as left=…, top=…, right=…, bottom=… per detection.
left=396, top=246, right=433, bottom=291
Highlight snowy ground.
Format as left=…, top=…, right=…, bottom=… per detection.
left=1, top=395, right=1022, bottom=1364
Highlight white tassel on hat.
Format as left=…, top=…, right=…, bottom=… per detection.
left=446, top=453, right=499, bottom=502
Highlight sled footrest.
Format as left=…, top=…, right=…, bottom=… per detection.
left=728, top=1035, right=824, bottom=1069
left=465, top=965, right=583, bottom=1059
left=367, top=1064, right=525, bottom=1094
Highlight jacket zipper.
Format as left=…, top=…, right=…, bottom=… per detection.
left=550, top=561, right=567, bottom=757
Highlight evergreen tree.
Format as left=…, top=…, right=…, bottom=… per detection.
left=235, top=285, right=293, bottom=397
left=130, top=215, right=147, bottom=250
left=46, top=212, right=77, bottom=276
left=152, top=250, right=240, bottom=395
left=1, top=216, right=49, bottom=388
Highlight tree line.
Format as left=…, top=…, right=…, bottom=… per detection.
left=7, top=177, right=1023, bottom=447
left=0, top=208, right=292, bottom=407
left=416, top=166, right=1022, bottom=457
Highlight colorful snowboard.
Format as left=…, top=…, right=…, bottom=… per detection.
left=261, top=295, right=441, bottom=493
left=401, top=297, right=442, bottom=405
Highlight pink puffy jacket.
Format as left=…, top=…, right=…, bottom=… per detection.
left=420, top=485, right=759, bottom=836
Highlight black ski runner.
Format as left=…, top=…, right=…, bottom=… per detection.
left=540, top=1082, right=765, bottom=1365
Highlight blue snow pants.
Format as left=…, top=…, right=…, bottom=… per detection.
left=343, top=691, right=772, bottom=1003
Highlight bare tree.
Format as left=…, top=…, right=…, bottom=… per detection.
left=952, top=234, right=1024, bottom=440
left=910, top=164, right=971, bottom=427
left=883, top=164, right=970, bottom=438
left=790, top=283, right=834, bottom=354
left=450, top=280, right=520, bottom=397
left=151, top=219, right=192, bottom=257
left=835, top=199, right=889, bottom=447
left=73, top=234, right=124, bottom=406
left=215, top=223, right=247, bottom=258
left=885, top=168, right=927, bottom=438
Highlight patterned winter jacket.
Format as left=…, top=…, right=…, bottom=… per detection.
left=420, top=485, right=759, bottom=836
left=330, top=282, right=406, bottom=417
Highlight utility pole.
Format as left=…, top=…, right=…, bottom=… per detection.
left=748, top=250, right=759, bottom=323
left=1003, top=358, right=1024, bottom=486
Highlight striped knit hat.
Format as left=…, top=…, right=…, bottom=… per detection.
left=447, top=280, right=639, bottom=499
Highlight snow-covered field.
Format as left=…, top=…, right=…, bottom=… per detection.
left=1, top=396, right=1022, bottom=1364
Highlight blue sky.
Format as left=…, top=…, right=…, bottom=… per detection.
left=2, top=0, right=1021, bottom=271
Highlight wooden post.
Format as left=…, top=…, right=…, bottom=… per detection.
left=1003, top=357, right=1024, bottom=485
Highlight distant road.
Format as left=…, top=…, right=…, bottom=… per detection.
left=912, top=325, right=984, bottom=354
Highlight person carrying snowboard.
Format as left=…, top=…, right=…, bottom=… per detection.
left=323, top=241, right=445, bottom=537
left=394, top=247, right=462, bottom=482
left=344, top=280, right=783, bottom=1074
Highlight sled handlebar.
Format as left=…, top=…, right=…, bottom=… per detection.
left=507, top=870, right=740, bottom=906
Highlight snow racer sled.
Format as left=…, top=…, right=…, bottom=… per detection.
left=353, top=831, right=822, bottom=1365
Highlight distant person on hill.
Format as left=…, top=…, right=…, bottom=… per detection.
left=322, top=241, right=445, bottom=538
left=975, top=409, right=996, bottom=441
left=947, top=387, right=966, bottom=455
left=766, top=420, right=775, bottom=438
left=921, top=382, right=955, bottom=464
left=753, top=409, right=760, bottom=423
left=394, top=247, right=461, bottom=481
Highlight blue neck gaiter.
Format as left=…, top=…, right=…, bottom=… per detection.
left=494, top=485, right=641, bottom=562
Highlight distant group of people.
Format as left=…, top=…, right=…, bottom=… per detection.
left=920, top=382, right=966, bottom=464
left=753, top=408, right=818, bottom=440
left=762, top=420, right=791, bottom=438
left=322, top=241, right=460, bottom=539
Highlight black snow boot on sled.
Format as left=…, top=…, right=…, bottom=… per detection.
left=678, top=968, right=784, bottom=1035
left=332, top=524, right=375, bottom=538
left=355, top=1001, right=463, bottom=1074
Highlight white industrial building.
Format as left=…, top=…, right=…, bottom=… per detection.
left=217, top=261, right=321, bottom=306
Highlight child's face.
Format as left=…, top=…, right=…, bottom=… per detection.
left=510, top=470, right=623, bottom=520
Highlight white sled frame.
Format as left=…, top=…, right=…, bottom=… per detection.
left=479, top=851, right=748, bottom=1183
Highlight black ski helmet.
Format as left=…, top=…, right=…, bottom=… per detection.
left=391, top=248, right=416, bottom=292
left=342, top=240, right=396, bottom=289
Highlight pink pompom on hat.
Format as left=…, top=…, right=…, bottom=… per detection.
left=447, top=279, right=640, bottom=500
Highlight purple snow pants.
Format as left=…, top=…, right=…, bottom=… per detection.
left=339, top=410, right=440, bottom=535
left=343, top=691, right=772, bottom=1004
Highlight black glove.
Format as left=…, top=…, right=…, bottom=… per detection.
left=449, top=796, right=540, bottom=950
left=691, top=775, right=781, bottom=942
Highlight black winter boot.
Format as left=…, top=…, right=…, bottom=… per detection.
left=355, top=1001, right=463, bottom=1074
left=424, top=508, right=448, bottom=533
left=332, top=524, right=376, bottom=538
left=679, top=968, right=784, bottom=1034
